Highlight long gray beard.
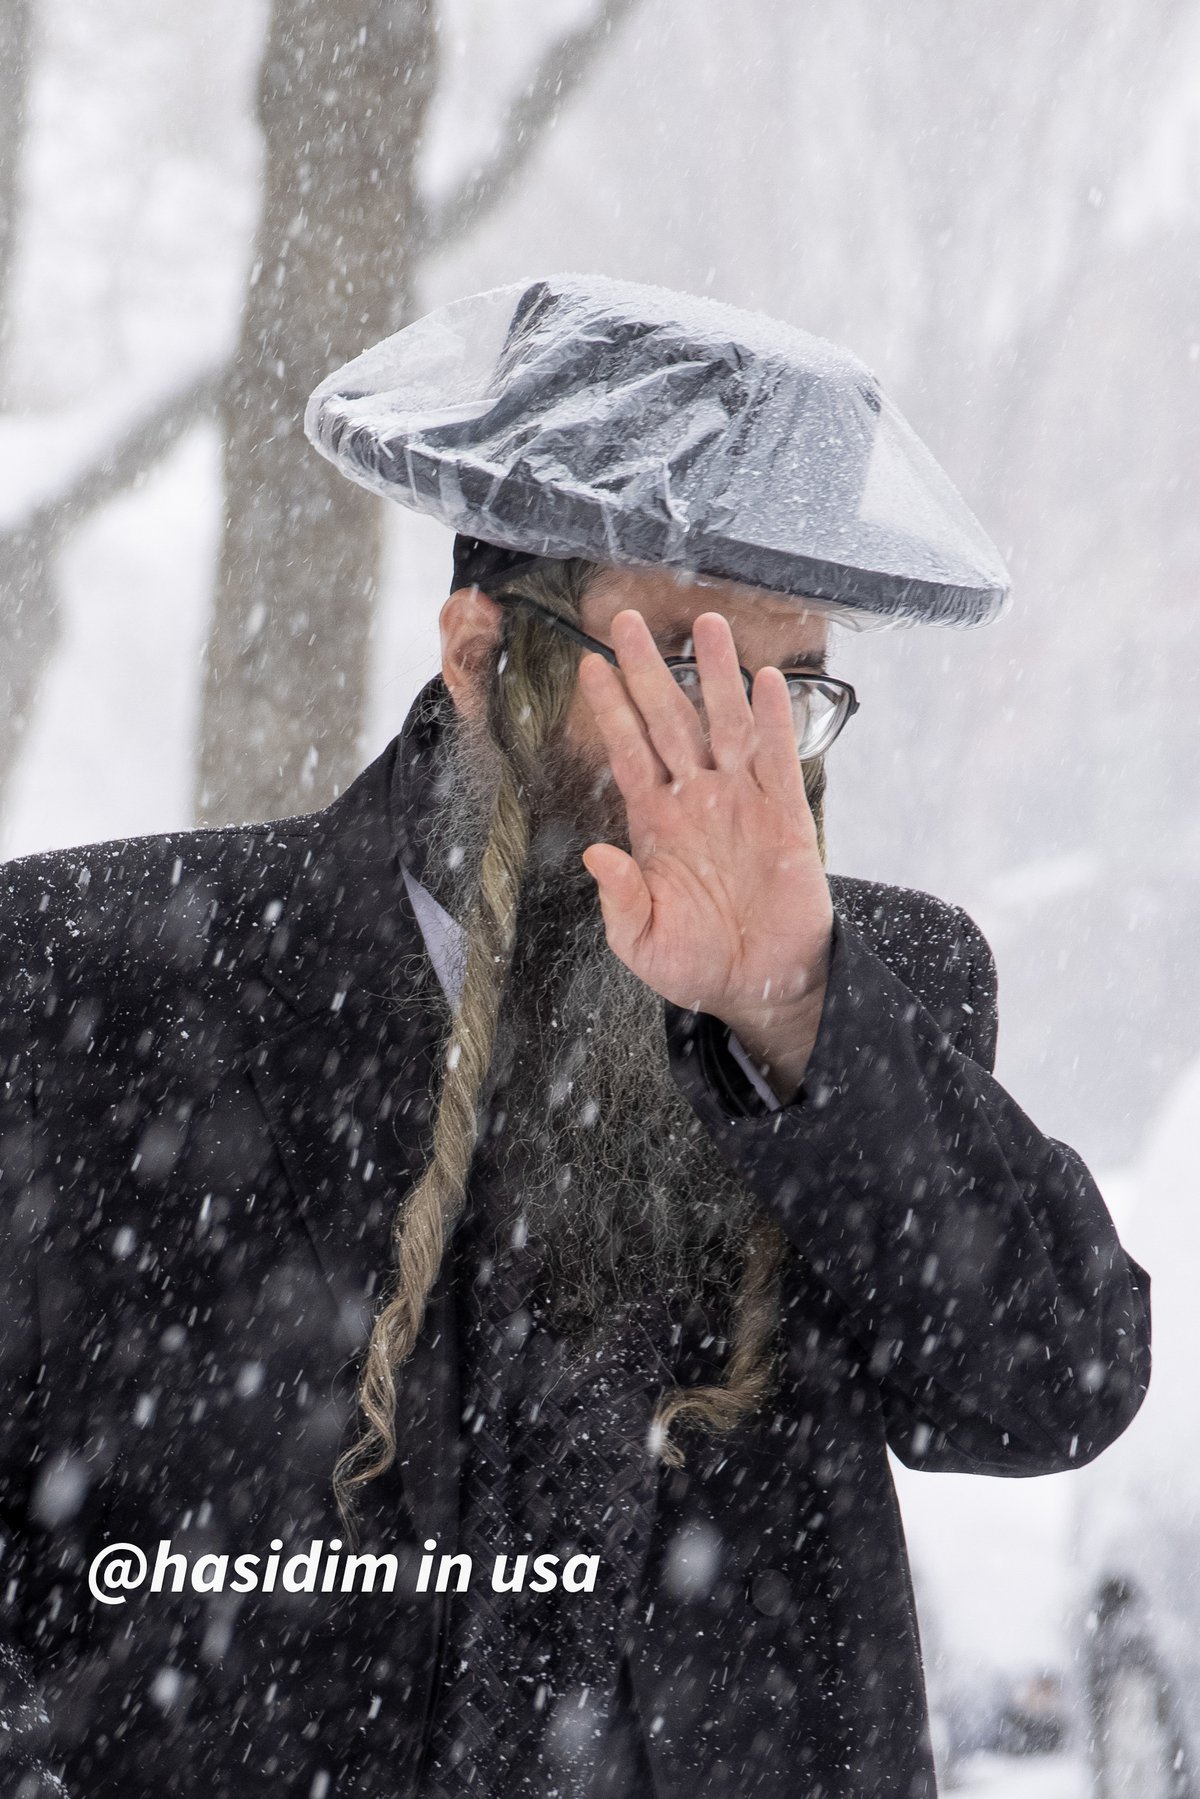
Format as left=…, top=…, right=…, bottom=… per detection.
left=418, top=705, right=759, bottom=1339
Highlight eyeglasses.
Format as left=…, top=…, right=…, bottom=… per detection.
left=493, top=590, right=859, bottom=760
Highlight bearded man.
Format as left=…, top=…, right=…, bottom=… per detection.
left=0, top=277, right=1149, bottom=1799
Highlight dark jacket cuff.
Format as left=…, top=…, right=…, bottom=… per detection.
left=664, top=912, right=863, bottom=1126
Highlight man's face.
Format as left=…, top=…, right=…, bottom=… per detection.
left=441, top=565, right=831, bottom=854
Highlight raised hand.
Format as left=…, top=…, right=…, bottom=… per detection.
left=578, top=608, right=832, bottom=1095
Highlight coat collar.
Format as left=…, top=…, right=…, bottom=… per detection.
left=253, top=673, right=452, bottom=1021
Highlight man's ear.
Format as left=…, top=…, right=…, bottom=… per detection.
left=440, top=586, right=503, bottom=722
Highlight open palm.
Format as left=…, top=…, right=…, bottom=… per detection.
left=578, top=609, right=833, bottom=1046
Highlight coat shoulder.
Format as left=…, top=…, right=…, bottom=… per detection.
left=827, top=872, right=998, bottom=1071
left=0, top=813, right=322, bottom=1000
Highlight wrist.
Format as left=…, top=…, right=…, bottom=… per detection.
left=719, top=975, right=828, bottom=1103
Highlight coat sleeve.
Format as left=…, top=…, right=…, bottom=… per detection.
left=665, top=906, right=1152, bottom=1478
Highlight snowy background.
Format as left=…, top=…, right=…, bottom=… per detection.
left=1, top=2, right=1197, bottom=1790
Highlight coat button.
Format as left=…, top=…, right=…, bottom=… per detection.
left=750, top=1569, right=792, bottom=1617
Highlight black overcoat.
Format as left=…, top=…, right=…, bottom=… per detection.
left=0, top=679, right=1150, bottom=1798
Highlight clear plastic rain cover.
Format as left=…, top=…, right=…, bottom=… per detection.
left=305, top=274, right=1011, bottom=626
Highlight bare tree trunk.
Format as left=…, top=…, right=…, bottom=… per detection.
left=196, top=0, right=437, bottom=825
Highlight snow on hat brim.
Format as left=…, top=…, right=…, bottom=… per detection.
left=305, top=275, right=1011, bottom=628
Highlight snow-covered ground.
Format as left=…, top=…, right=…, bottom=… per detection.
left=951, top=1754, right=1087, bottom=1798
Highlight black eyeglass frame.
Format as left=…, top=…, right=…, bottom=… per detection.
left=492, top=589, right=860, bottom=759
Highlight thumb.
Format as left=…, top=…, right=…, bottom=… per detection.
left=581, top=843, right=652, bottom=961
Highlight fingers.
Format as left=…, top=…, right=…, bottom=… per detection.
left=578, top=606, right=811, bottom=821
left=581, top=842, right=652, bottom=964
left=577, top=652, right=670, bottom=800
left=608, top=611, right=712, bottom=776
left=691, top=612, right=755, bottom=769
left=683, top=611, right=808, bottom=811
left=750, top=664, right=810, bottom=812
